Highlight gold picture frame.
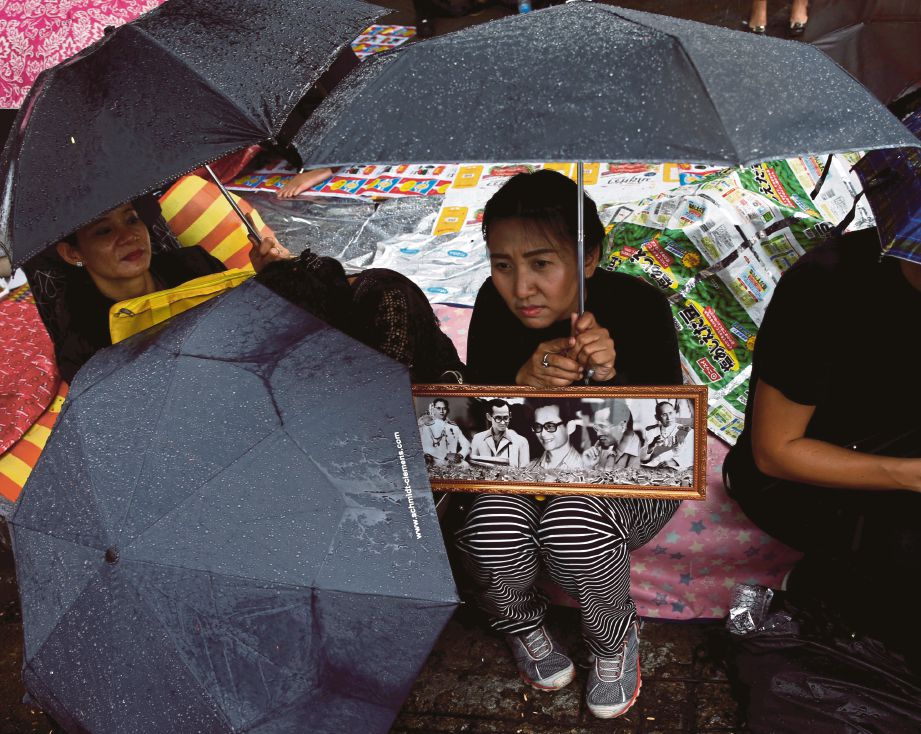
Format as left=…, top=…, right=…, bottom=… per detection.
left=411, top=384, right=707, bottom=500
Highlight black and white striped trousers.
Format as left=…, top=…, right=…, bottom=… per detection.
left=455, top=494, right=679, bottom=657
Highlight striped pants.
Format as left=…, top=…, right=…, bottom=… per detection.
left=455, top=494, right=679, bottom=656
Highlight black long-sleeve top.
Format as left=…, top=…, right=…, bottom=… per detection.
left=466, top=268, right=682, bottom=387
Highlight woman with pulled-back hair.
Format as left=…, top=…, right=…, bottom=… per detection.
left=457, top=169, right=681, bottom=719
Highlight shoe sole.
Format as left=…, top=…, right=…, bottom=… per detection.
left=519, top=664, right=576, bottom=691
left=587, top=659, right=642, bottom=719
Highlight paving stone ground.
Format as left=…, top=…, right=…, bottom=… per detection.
left=392, top=605, right=745, bottom=734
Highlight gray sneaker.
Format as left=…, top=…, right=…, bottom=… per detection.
left=506, top=625, right=576, bottom=691
left=585, top=623, right=641, bottom=718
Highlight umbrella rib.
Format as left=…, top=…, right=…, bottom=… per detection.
left=127, top=24, right=265, bottom=135
left=115, top=353, right=181, bottom=535
left=602, top=8, right=740, bottom=165
left=18, top=546, right=103, bottom=665
left=119, top=555, right=459, bottom=606
left=122, top=328, right=310, bottom=545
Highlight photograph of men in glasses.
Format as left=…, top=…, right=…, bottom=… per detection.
left=469, top=399, right=531, bottom=468
left=526, top=400, right=586, bottom=472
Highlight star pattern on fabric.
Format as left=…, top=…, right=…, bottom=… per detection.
left=680, top=573, right=692, bottom=586
left=690, top=542, right=704, bottom=553
left=690, top=521, right=706, bottom=534
left=671, top=601, right=685, bottom=612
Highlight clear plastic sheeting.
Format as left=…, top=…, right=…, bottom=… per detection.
left=340, top=198, right=492, bottom=304
left=343, top=196, right=444, bottom=270
left=246, top=193, right=377, bottom=261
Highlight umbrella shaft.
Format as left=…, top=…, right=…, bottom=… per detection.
left=204, top=165, right=263, bottom=245
left=577, top=161, right=585, bottom=315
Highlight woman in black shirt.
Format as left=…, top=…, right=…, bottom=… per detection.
left=457, top=170, right=680, bottom=720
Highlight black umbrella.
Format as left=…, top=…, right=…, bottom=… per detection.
left=292, top=1, right=920, bottom=311
left=804, top=0, right=921, bottom=105
left=293, top=2, right=919, bottom=167
left=0, top=0, right=385, bottom=267
left=9, top=280, right=458, bottom=733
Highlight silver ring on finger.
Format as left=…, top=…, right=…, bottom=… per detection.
left=585, top=368, right=596, bottom=380
left=541, top=351, right=552, bottom=368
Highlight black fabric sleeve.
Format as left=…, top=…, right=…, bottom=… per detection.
left=753, top=261, right=831, bottom=407
left=635, top=282, right=682, bottom=386
left=466, top=279, right=500, bottom=385
left=595, top=274, right=682, bottom=387
left=177, top=246, right=227, bottom=279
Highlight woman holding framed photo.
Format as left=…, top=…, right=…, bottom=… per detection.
left=457, top=169, right=682, bottom=719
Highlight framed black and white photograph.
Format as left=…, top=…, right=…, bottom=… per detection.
left=411, top=385, right=708, bottom=500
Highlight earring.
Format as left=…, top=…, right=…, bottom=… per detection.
left=75, top=261, right=83, bottom=268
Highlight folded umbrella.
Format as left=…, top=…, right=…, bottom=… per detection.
left=9, top=280, right=459, bottom=733
left=0, top=0, right=386, bottom=267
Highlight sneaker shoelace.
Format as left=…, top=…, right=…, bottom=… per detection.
left=596, top=644, right=626, bottom=682
left=522, top=629, right=552, bottom=659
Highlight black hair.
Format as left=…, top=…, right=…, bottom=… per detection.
left=432, top=398, right=449, bottom=409
left=485, top=398, right=510, bottom=415
left=525, top=396, right=578, bottom=425
left=481, top=169, right=605, bottom=258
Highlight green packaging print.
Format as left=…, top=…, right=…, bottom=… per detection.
left=708, top=402, right=746, bottom=445
left=671, top=276, right=757, bottom=393
left=604, top=224, right=708, bottom=294
left=721, top=379, right=750, bottom=416
left=737, top=160, right=821, bottom=219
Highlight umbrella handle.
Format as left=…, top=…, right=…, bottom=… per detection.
left=204, top=164, right=263, bottom=245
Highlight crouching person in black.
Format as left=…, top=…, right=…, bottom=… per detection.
left=724, top=227, right=921, bottom=666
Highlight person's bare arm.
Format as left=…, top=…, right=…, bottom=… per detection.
left=277, top=168, right=333, bottom=198
left=751, top=378, right=921, bottom=492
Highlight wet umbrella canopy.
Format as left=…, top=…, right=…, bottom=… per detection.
left=9, top=280, right=458, bottom=733
left=0, top=0, right=386, bottom=267
left=293, top=1, right=920, bottom=169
